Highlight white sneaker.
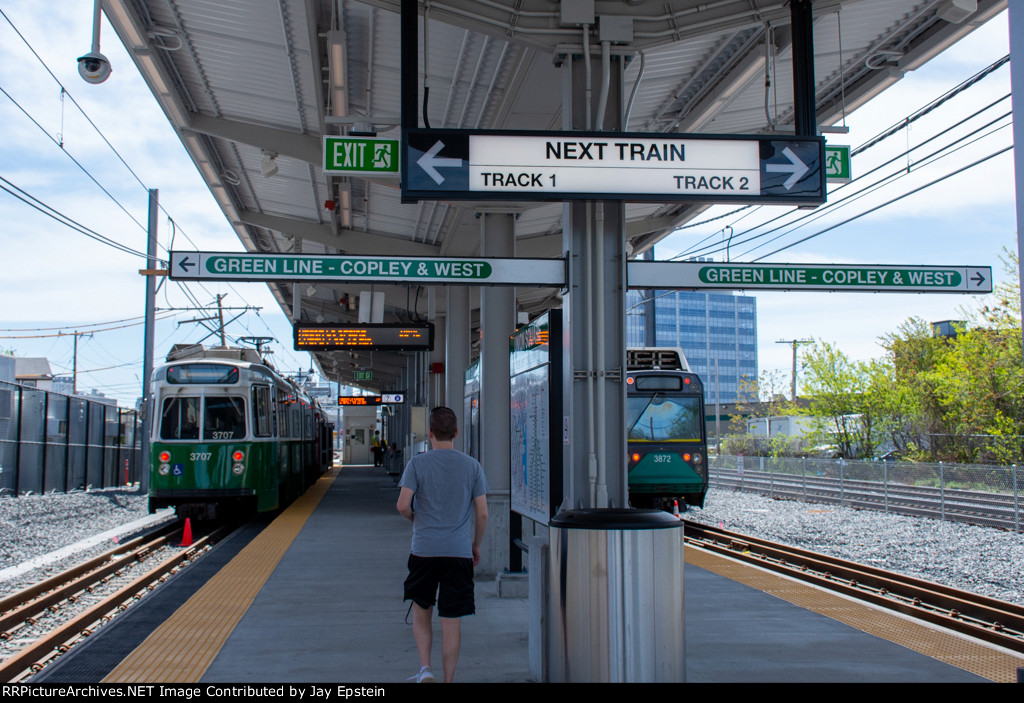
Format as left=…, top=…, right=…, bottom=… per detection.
left=408, top=666, right=436, bottom=683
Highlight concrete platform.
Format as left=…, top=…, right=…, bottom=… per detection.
left=36, top=464, right=1022, bottom=683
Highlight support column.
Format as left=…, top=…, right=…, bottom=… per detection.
left=1011, top=3, right=1024, bottom=352
left=478, top=210, right=516, bottom=578
left=446, top=286, right=470, bottom=452
left=140, top=189, right=158, bottom=493
left=560, top=51, right=628, bottom=511
left=428, top=288, right=446, bottom=409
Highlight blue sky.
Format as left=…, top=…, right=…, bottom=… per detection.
left=0, top=3, right=1016, bottom=405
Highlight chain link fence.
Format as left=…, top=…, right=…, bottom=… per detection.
left=709, top=454, right=1022, bottom=532
left=0, top=381, right=144, bottom=496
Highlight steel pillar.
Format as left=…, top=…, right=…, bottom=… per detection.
left=478, top=210, right=515, bottom=577
left=446, top=286, right=470, bottom=452
left=560, top=51, right=628, bottom=510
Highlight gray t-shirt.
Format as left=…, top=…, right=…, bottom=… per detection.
left=399, top=448, right=488, bottom=558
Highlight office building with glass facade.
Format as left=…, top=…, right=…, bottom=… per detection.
left=626, top=290, right=757, bottom=404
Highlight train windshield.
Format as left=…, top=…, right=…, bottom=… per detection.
left=627, top=396, right=703, bottom=442
left=159, top=396, right=246, bottom=440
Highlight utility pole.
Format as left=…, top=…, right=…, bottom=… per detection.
left=776, top=338, right=813, bottom=400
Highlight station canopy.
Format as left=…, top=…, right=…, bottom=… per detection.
left=104, top=0, right=1006, bottom=389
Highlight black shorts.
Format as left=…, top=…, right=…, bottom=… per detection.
left=403, top=554, right=475, bottom=618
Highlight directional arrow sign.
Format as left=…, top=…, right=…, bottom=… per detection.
left=403, top=128, right=825, bottom=205
left=169, top=251, right=565, bottom=286
left=627, top=262, right=994, bottom=294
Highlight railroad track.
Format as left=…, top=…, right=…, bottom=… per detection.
left=682, top=519, right=1024, bottom=654
left=711, top=469, right=1022, bottom=531
left=0, top=520, right=236, bottom=682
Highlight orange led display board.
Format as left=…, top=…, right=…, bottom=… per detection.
left=294, top=323, right=434, bottom=351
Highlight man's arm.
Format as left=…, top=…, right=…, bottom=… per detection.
left=397, top=487, right=415, bottom=522
left=471, top=494, right=488, bottom=566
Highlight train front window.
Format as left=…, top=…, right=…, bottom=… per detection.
left=203, top=396, right=246, bottom=440
left=627, top=396, right=702, bottom=442
left=160, top=397, right=200, bottom=440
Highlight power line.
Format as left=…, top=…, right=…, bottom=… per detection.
left=0, top=175, right=150, bottom=259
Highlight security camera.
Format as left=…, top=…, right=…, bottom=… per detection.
left=77, top=51, right=111, bottom=84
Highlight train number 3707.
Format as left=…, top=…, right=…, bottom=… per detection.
left=190, top=452, right=213, bottom=461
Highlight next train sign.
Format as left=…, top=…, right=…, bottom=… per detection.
left=402, top=128, right=825, bottom=205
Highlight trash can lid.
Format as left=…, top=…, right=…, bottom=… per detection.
left=549, top=508, right=683, bottom=530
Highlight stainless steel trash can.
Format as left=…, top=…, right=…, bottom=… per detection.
left=548, top=508, right=685, bottom=682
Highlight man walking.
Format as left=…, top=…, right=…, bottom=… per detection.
left=397, top=407, right=488, bottom=683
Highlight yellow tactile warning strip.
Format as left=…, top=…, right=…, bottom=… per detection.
left=103, top=468, right=340, bottom=683
left=686, top=546, right=1024, bottom=683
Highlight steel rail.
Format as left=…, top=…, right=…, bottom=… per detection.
left=682, top=520, right=1024, bottom=654
left=0, top=522, right=181, bottom=633
left=0, top=522, right=236, bottom=682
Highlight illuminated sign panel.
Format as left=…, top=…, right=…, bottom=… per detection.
left=295, top=323, right=434, bottom=351
left=337, top=394, right=405, bottom=406
left=338, top=396, right=382, bottom=406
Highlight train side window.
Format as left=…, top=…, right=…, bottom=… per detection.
left=160, top=397, right=200, bottom=440
left=252, top=386, right=272, bottom=437
left=204, top=396, right=246, bottom=440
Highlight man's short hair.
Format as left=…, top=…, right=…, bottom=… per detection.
left=429, top=406, right=459, bottom=441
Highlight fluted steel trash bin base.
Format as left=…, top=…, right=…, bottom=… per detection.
left=548, top=508, right=685, bottom=682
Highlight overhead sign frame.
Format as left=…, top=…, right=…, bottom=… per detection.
left=402, top=128, right=826, bottom=205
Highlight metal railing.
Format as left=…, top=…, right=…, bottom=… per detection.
left=0, top=381, right=144, bottom=496
left=709, top=454, right=1022, bottom=532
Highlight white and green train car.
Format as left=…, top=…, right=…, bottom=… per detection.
left=149, top=345, right=332, bottom=518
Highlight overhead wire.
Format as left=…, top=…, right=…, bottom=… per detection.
left=675, top=86, right=1012, bottom=261
left=669, top=55, right=1010, bottom=257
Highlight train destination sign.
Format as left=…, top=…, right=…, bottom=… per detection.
left=403, top=128, right=825, bottom=205
left=295, top=323, right=434, bottom=351
left=627, top=262, right=993, bottom=294
left=170, top=252, right=565, bottom=286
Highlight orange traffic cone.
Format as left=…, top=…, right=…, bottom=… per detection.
left=672, top=500, right=681, bottom=519
left=181, top=518, right=193, bottom=547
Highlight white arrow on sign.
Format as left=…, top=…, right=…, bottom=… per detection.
left=417, top=141, right=463, bottom=184
left=765, top=146, right=809, bottom=190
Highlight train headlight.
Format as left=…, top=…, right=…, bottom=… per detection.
left=158, top=464, right=171, bottom=475
left=232, top=450, right=245, bottom=462
left=159, top=451, right=171, bottom=463
left=631, top=452, right=641, bottom=463
left=232, top=463, right=245, bottom=475
left=692, top=452, right=703, bottom=464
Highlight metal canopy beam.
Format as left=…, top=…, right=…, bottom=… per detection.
left=236, top=210, right=442, bottom=255
left=185, top=115, right=322, bottom=166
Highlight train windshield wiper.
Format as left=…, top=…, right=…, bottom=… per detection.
left=627, top=392, right=661, bottom=439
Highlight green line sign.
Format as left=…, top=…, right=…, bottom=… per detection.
left=628, top=262, right=993, bottom=294
left=170, top=252, right=566, bottom=286
left=323, top=137, right=400, bottom=174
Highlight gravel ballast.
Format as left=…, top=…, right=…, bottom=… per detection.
left=688, top=488, right=1024, bottom=607
left=0, top=485, right=1020, bottom=608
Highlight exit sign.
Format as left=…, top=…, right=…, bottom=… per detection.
left=354, top=371, right=372, bottom=381
left=324, top=137, right=399, bottom=175
left=825, top=145, right=851, bottom=182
